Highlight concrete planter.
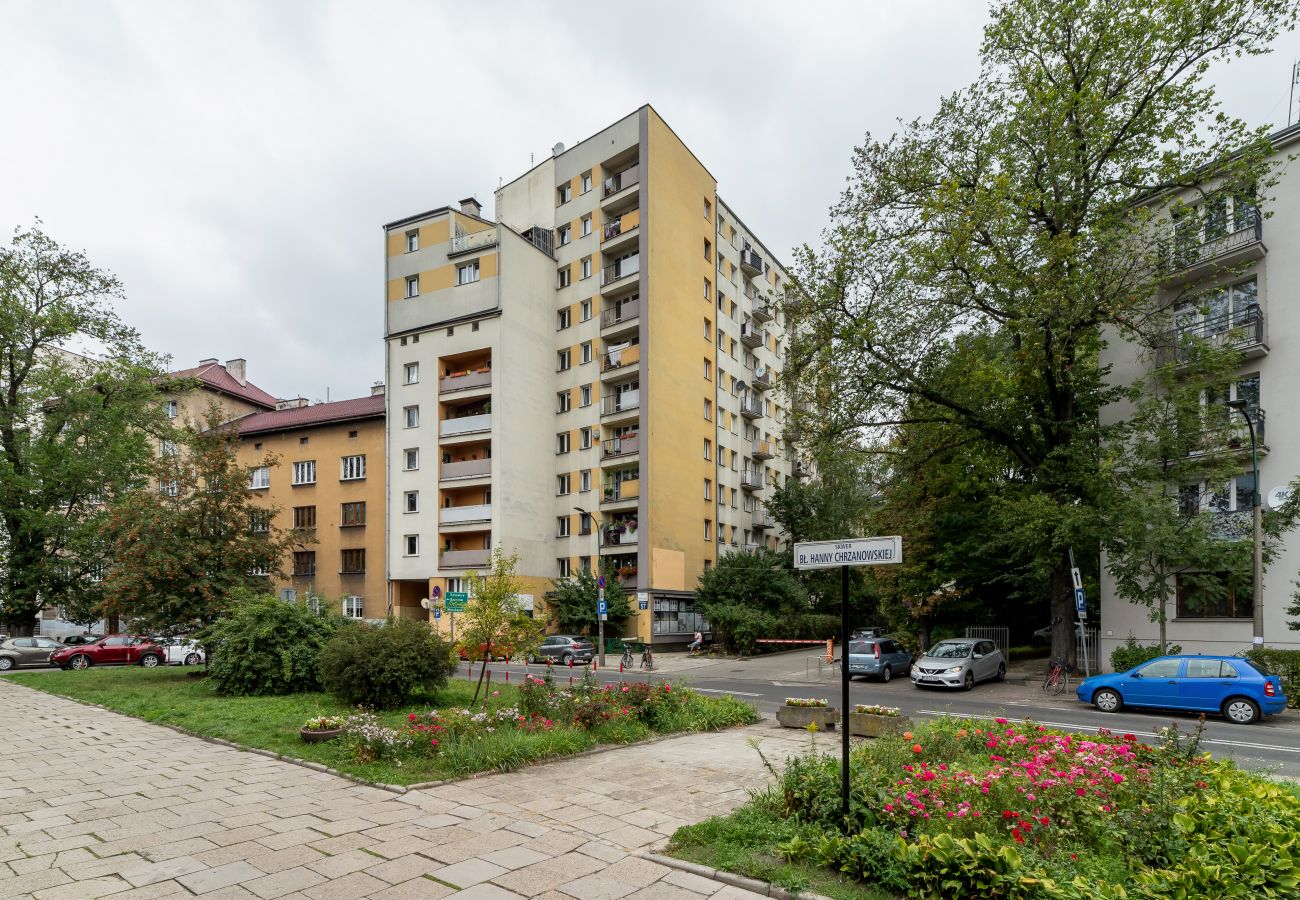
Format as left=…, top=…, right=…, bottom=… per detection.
left=848, top=713, right=912, bottom=738
left=776, top=705, right=839, bottom=730
left=299, top=727, right=343, bottom=744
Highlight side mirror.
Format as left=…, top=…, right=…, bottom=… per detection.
left=973, top=653, right=984, bottom=660
left=1129, top=672, right=1142, bottom=679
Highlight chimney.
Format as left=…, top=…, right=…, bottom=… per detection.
left=275, top=397, right=308, bottom=411
left=370, top=382, right=386, bottom=397
left=459, top=197, right=482, bottom=218
left=199, top=358, right=218, bottom=367
left=225, top=358, right=247, bottom=386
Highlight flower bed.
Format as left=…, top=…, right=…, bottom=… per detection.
left=784, top=698, right=829, bottom=707
left=777, top=698, right=838, bottom=730
left=848, top=705, right=910, bottom=739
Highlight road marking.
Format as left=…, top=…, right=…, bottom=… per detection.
left=694, top=688, right=763, bottom=697
left=915, top=710, right=1300, bottom=755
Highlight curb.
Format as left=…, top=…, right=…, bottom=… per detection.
left=640, top=851, right=832, bottom=900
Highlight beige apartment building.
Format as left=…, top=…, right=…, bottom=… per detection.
left=383, top=106, right=795, bottom=645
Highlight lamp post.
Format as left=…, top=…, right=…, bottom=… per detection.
left=1226, top=399, right=1264, bottom=648
left=573, top=506, right=606, bottom=666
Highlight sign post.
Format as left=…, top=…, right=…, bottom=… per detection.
left=1068, top=549, right=1090, bottom=679
left=597, top=576, right=607, bottom=667
left=795, top=537, right=902, bottom=829
left=445, top=590, right=468, bottom=644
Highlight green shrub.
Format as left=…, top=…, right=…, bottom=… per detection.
left=1248, top=648, right=1300, bottom=709
left=1109, top=634, right=1180, bottom=672
left=319, top=619, right=456, bottom=709
left=201, top=594, right=340, bottom=696
left=701, top=603, right=778, bottom=655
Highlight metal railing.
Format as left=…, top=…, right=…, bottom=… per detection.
left=751, top=439, right=775, bottom=459
left=448, top=229, right=498, bottom=256
left=740, top=247, right=763, bottom=275
left=740, top=470, right=764, bottom=491
left=601, top=299, right=639, bottom=328
left=602, top=479, right=639, bottom=502
left=1158, top=307, right=1264, bottom=366
left=601, top=255, right=640, bottom=285
left=1209, top=509, right=1252, bottom=541
left=602, top=209, right=640, bottom=241
left=602, top=433, right=640, bottom=458
left=1170, top=217, right=1262, bottom=272
left=740, top=322, right=765, bottom=348
left=602, top=165, right=640, bottom=198
left=739, top=394, right=764, bottom=418
left=964, top=626, right=1010, bottom=653
left=751, top=366, right=772, bottom=390
left=1189, top=406, right=1266, bottom=455
left=601, top=391, right=640, bottom=415
left=602, top=344, right=640, bottom=371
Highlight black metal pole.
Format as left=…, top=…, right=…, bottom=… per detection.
left=840, top=564, right=851, bottom=827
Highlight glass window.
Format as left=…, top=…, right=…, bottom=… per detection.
left=249, top=467, right=270, bottom=490
left=343, top=596, right=363, bottom=618
left=405, top=363, right=419, bottom=384
left=1135, top=658, right=1182, bottom=679
left=404, top=491, right=419, bottom=513
left=405, top=275, right=419, bottom=298
left=293, top=506, right=316, bottom=529
left=457, top=262, right=480, bottom=285
left=404, top=535, right=419, bottom=556
left=405, top=231, right=418, bottom=252
left=1186, top=659, right=1235, bottom=678
left=292, top=460, right=316, bottom=485
left=340, top=550, right=366, bottom=574
left=404, top=406, right=419, bottom=428
left=404, top=448, right=419, bottom=471
left=340, top=502, right=366, bottom=526
left=341, top=455, right=366, bottom=480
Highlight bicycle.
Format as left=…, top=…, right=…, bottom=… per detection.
left=1042, top=657, right=1071, bottom=696
left=620, top=645, right=634, bottom=669
left=640, top=645, right=654, bottom=671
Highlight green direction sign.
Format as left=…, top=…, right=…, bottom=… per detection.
left=445, top=592, right=469, bottom=613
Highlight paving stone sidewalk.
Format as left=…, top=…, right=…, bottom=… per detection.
left=0, top=679, right=812, bottom=900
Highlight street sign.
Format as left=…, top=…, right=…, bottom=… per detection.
left=598, top=575, right=606, bottom=588
left=1074, top=587, right=1087, bottom=617
left=433, top=608, right=442, bottom=620
left=445, top=591, right=469, bottom=613
left=597, top=599, right=607, bottom=616
left=793, top=536, right=902, bottom=570
left=637, top=591, right=648, bottom=610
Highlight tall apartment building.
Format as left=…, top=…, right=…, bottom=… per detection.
left=383, top=106, right=793, bottom=645
left=235, top=389, right=388, bottom=621
left=1098, top=122, right=1300, bottom=664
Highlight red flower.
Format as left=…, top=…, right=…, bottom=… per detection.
left=1123, top=733, right=1137, bottom=742
left=1012, top=831, right=1025, bottom=844
left=912, top=744, right=923, bottom=754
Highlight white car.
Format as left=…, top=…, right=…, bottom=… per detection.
left=159, top=638, right=204, bottom=666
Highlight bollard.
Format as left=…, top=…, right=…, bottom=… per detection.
left=505, top=670, right=509, bottom=684
left=825, top=638, right=834, bottom=664
left=569, top=675, right=573, bottom=686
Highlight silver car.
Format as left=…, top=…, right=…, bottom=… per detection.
left=910, top=638, right=1005, bottom=690
left=0, top=636, right=62, bottom=670
left=846, top=637, right=912, bottom=682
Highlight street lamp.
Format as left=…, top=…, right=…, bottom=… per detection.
left=1226, top=399, right=1264, bottom=648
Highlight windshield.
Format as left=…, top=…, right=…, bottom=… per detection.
left=848, top=641, right=871, bottom=654
left=927, top=643, right=971, bottom=659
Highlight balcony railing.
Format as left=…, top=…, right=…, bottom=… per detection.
left=439, top=369, right=492, bottom=394
left=792, top=459, right=810, bottom=478
left=752, top=510, right=775, bottom=530
left=751, top=439, right=775, bottom=460
left=1158, top=307, right=1266, bottom=367
left=440, top=549, right=490, bottom=568
left=439, top=504, right=491, bottom=525
left=602, top=165, right=640, bottom=198
left=600, top=527, right=639, bottom=548
left=751, top=366, right=772, bottom=391
left=602, top=209, right=640, bottom=242
left=440, top=458, right=491, bottom=480
left=1188, top=406, right=1266, bottom=457
left=1208, top=509, right=1252, bottom=541
left=602, top=343, right=640, bottom=372
left=440, top=414, right=491, bottom=437
left=601, top=298, right=639, bottom=329
left=602, top=479, right=639, bottom=503
left=601, top=255, right=640, bottom=286
left=601, top=390, right=640, bottom=415
left=739, top=247, right=763, bottom=276
left=740, top=322, right=764, bottom=348
left=739, top=394, right=764, bottom=419
left=741, top=470, right=764, bottom=491
left=603, top=433, right=640, bottom=458
left=448, top=228, right=498, bottom=257
left=1166, top=217, right=1264, bottom=286
left=752, top=299, right=774, bottom=323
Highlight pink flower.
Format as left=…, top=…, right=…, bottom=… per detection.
left=995, top=717, right=1008, bottom=724
left=884, top=803, right=894, bottom=812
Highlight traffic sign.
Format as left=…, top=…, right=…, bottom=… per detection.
left=597, top=599, right=607, bottom=616
left=598, top=575, right=606, bottom=588
left=794, top=536, right=902, bottom=570
left=433, top=608, right=442, bottom=620
left=445, top=591, right=469, bottom=613
left=1074, top=587, right=1087, bottom=616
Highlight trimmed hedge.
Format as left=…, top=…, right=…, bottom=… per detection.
left=1248, top=648, right=1300, bottom=709
left=1110, top=635, right=1180, bottom=673
left=319, top=619, right=457, bottom=709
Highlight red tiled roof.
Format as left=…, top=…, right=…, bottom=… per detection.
left=168, top=362, right=280, bottom=409
left=233, top=394, right=385, bottom=436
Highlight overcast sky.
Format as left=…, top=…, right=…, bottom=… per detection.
left=3, top=2, right=1296, bottom=402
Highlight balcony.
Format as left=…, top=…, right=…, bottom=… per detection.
left=752, top=509, right=776, bottom=530
left=1209, top=509, right=1252, bottom=541
left=601, top=390, right=640, bottom=416
left=447, top=229, right=498, bottom=258
left=1157, top=307, right=1267, bottom=368
left=751, top=366, right=773, bottom=391
left=751, top=439, right=775, bottom=460
left=792, top=459, right=810, bottom=478
left=601, top=165, right=640, bottom=205
left=740, top=322, right=765, bottom=348
left=440, top=549, right=490, bottom=568
left=602, top=433, right=640, bottom=459
left=600, top=526, right=639, bottom=549
left=601, top=298, right=640, bottom=332
left=602, top=343, right=640, bottom=375
left=1188, top=407, right=1268, bottom=459
left=439, top=504, right=491, bottom=525
left=439, top=369, right=491, bottom=395
left=752, top=298, right=775, bottom=323
left=440, top=458, right=491, bottom=481
left=741, top=470, right=764, bottom=492
left=739, top=394, right=764, bottom=419
left=1166, top=217, right=1265, bottom=288
left=602, top=478, right=639, bottom=504
left=739, top=247, right=763, bottom=276
left=440, top=414, right=491, bottom=438
left=600, top=255, right=640, bottom=294
left=601, top=209, right=640, bottom=253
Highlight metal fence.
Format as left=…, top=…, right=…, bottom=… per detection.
left=1077, top=627, right=1100, bottom=674
left=965, top=626, right=1010, bottom=653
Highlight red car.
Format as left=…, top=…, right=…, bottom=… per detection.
left=50, top=635, right=166, bottom=670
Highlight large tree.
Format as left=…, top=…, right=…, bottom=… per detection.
left=784, top=0, right=1297, bottom=665
left=694, top=549, right=811, bottom=655
left=0, top=223, right=170, bottom=636
left=543, top=564, right=633, bottom=635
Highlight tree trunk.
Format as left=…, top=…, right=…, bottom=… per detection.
left=1050, top=555, right=1076, bottom=669
left=917, top=618, right=931, bottom=654
left=471, top=638, right=493, bottom=706
left=1156, top=576, right=1168, bottom=654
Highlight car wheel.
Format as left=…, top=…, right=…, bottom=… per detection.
left=1223, top=697, right=1260, bottom=725
left=880, top=665, right=892, bottom=683
left=1093, top=688, right=1122, bottom=713
left=561, top=652, right=574, bottom=665
left=140, top=654, right=161, bottom=668
left=963, top=671, right=975, bottom=691
left=0, top=657, right=14, bottom=671
left=184, top=653, right=201, bottom=666
left=70, top=655, right=91, bottom=670
left=996, top=663, right=1006, bottom=683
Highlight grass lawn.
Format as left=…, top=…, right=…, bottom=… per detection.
left=5, top=667, right=755, bottom=786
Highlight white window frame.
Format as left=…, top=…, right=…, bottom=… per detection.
left=557, top=432, right=571, bottom=454
left=340, top=455, right=366, bottom=481
left=403, top=448, right=419, bottom=471
left=558, top=268, right=571, bottom=288
left=557, top=558, right=572, bottom=578
left=250, top=467, right=270, bottom=490
left=405, top=231, right=419, bottom=253
left=405, top=275, right=419, bottom=298
left=558, top=308, right=571, bottom=330
left=558, top=350, right=571, bottom=372
left=581, top=215, right=592, bottom=236
left=558, top=224, right=572, bottom=246
left=165, top=400, right=178, bottom=419
left=405, top=362, right=419, bottom=384
left=404, top=534, right=419, bottom=557
left=581, top=342, right=593, bottom=365
left=557, top=390, right=571, bottom=413
left=557, top=474, right=571, bottom=496
left=292, top=460, right=316, bottom=486
left=581, top=173, right=592, bottom=194
left=581, top=299, right=592, bottom=320
left=558, top=184, right=572, bottom=205
left=580, top=385, right=592, bottom=407
left=404, top=490, right=419, bottom=513
left=457, top=261, right=480, bottom=285
left=580, top=469, right=591, bottom=492
left=580, top=427, right=592, bottom=449
left=404, top=405, right=419, bottom=428
left=557, top=516, right=571, bottom=537
left=343, top=596, right=364, bottom=619
left=581, top=258, right=592, bottom=280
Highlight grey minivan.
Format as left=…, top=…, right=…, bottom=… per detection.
left=910, top=638, right=1006, bottom=690
left=846, top=637, right=912, bottom=682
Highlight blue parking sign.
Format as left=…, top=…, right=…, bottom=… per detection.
left=1074, top=587, right=1086, bottom=614
left=597, top=599, right=607, bottom=616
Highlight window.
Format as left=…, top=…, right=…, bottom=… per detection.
left=718, top=215, right=726, bottom=235
left=581, top=385, right=592, bottom=407
left=292, top=460, right=316, bottom=485
left=343, top=596, right=363, bottom=618
left=704, top=519, right=712, bottom=541
left=404, top=491, right=419, bottom=513
left=557, top=432, right=571, bottom=454
left=557, top=390, right=571, bottom=413
left=580, top=469, right=591, bottom=492
left=704, top=279, right=711, bottom=300
left=558, top=224, right=572, bottom=247
left=557, top=558, right=572, bottom=578
left=580, top=427, right=593, bottom=449
left=1187, top=659, right=1239, bottom=678
left=557, top=183, right=572, bottom=205
left=405, top=275, right=419, bottom=298
left=704, top=239, right=712, bottom=261
left=404, top=448, right=419, bottom=471
left=404, top=534, right=419, bottom=557
left=581, top=342, right=592, bottom=364
left=299, top=437, right=309, bottom=446
left=558, top=308, right=571, bottom=330
left=292, top=506, right=316, bottom=529
left=401, top=405, right=418, bottom=428
left=557, top=516, right=571, bottom=537
left=405, top=230, right=418, bottom=252
left=581, top=299, right=592, bottom=320
left=249, top=509, right=270, bottom=533
left=704, top=479, right=712, bottom=500
left=340, top=455, right=366, bottom=481
left=578, top=512, right=593, bottom=535
left=581, top=258, right=592, bottom=280
left=579, top=555, right=592, bottom=575
left=340, top=501, right=366, bottom=526
left=557, top=474, right=571, bottom=495
left=340, top=550, right=366, bottom=575
left=165, top=400, right=177, bottom=419
left=160, top=439, right=179, bottom=456
left=703, top=359, right=711, bottom=380
left=250, top=467, right=270, bottom=490
left=558, top=267, right=571, bottom=288
left=703, top=439, right=712, bottom=460
left=704, top=198, right=712, bottom=220
left=558, top=350, right=571, bottom=371
left=581, top=215, right=592, bottom=236
left=405, top=362, right=419, bottom=384
left=293, top=551, right=316, bottom=576
left=457, top=261, right=480, bottom=285
left=704, top=319, right=711, bottom=341
left=1176, top=571, right=1252, bottom=619
left=581, top=172, right=592, bottom=194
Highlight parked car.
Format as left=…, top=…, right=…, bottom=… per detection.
left=527, top=635, right=595, bottom=665
left=851, top=626, right=887, bottom=640
left=49, top=635, right=166, bottom=670
left=0, top=636, right=63, bottom=670
left=846, top=637, right=912, bottom=682
left=1076, top=655, right=1287, bottom=725
left=910, top=638, right=1006, bottom=690
left=158, top=638, right=204, bottom=666
left=58, top=633, right=104, bottom=647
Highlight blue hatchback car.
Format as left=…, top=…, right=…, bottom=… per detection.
left=1075, top=655, right=1286, bottom=724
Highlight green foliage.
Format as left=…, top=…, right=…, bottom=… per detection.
left=200, top=592, right=340, bottom=696
left=543, top=564, right=632, bottom=634
left=694, top=549, right=808, bottom=654
left=0, top=222, right=170, bottom=635
left=1110, top=634, right=1181, bottom=673
left=1247, top=648, right=1300, bottom=709
left=319, top=619, right=456, bottom=709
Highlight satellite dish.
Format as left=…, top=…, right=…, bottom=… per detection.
left=552, top=142, right=565, bottom=156
left=419, top=598, right=430, bottom=610
left=1267, top=486, right=1292, bottom=510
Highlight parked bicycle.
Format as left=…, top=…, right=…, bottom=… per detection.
left=620, top=645, right=635, bottom=669
left=640, top=645, right=654, bottom=671
left=1042, top=657, right=1071, bottom=695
